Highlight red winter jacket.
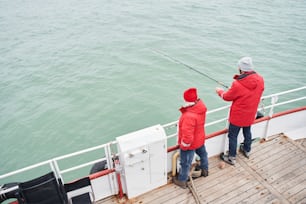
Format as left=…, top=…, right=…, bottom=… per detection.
left=217, top=72, right=264, bottom=127
left=178, top=99, right=207, bottom=151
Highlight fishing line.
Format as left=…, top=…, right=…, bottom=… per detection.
left=151, top=49, right=229, bottom=89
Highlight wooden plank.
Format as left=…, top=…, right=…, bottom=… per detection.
left=258, top=149, right=305, bottom=181
left=248, top=142, right=294, bottom=168
left=135, top=184, right=187, bottom=204
left=158, top=188, right=194, bottom=204
left=271, top=153, right=306, bottom=182
left=265, top=148, right=305, bottom=172
left=289, top=193, right=306, bottom=204
left=251, top=134, right=284, bottom=152
left=197, top=172, right=253, bottom=203
left=273, top=168, right=306, bottom=194
left=266, top=198, right=282, bottom=204
left=243, top=143, right=292, bottom=169
left=210, top=182, right=259, bottom=204
left=195, top=166, right=244, bottom=193
left=245, top=139, right=304, bottom=174
left=159, top=189, right=193, bottom=204
left=176, top=193, right=197, bottom=204
left=283, top=181, right=306, bottom=201
left=252, top=193, right=279, bottom=204
left=240, top=188, right=273, bottom=203
left=226, top=182, right=269, bottom=204
left=265, top=156, right=306, bottom=183
left=250, top=134, right=282, bottom=153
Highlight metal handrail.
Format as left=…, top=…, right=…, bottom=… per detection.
left=265, top=96, right=306, bottom=109
left=261, top=86, right=306, bottom=100
left=0, top=160, right=53, bottom=179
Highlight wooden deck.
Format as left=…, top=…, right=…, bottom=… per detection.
left=97, top=134, right=306, bottom=204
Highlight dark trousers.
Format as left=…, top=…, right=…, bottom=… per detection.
left=228, top=123, right=252, bottom=157
left=178, top=145, right=208, bottom=181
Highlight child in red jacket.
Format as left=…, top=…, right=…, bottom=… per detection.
left=173, top=88, right=209, bottom=189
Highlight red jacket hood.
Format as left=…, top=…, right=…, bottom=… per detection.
left=179, top=99, right=206, bottom=115
left=234, top=72, right=258, bottom=91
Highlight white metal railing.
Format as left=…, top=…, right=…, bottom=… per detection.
left=0, top=160, right=53, bottom=180
left=53, top=143, right=110, bottom=180
left=1, top=86, right=305, bottom=186
left=261, top=86, right=306, bottom=100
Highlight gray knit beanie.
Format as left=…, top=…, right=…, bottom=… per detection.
left=238, top=57, right=253, bottom=71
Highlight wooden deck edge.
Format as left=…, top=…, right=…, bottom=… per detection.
left=282, top=133, right=306, bottom=152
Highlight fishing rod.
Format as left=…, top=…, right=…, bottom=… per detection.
left=152, top=49, right=229, bottom=89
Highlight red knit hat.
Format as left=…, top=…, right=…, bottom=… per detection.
left=183, top=88, right=198, bottom=102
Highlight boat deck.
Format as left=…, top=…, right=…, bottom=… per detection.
left=97, top=134, right=306, bottom=204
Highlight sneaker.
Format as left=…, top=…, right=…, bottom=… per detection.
left=220, top=153, right=236, bottom=165
left=173, top=177, right=187, bottom=189
left=201, top=169, right=209, bottom=177
left=239, top=144, right=250, bottom=159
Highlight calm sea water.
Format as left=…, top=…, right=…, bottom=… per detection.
left=1, top=0, right=306, bottom=175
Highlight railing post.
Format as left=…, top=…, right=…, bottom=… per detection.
left=269, top=95, right=278, bottom=117
left=264, top=95, right=279, bottom=140
left=50, top=159, right=63, bottom=182
left=105, top=143, right=118, bottom=195
left=222, top=107, right=230, bottom=154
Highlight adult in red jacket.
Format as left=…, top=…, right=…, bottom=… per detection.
left=216, top=57, right=264, bottom=165
left=173, top=88, right=209, bottom=189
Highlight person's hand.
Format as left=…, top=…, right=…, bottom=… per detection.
left=180, top=141, right=190, bottom=151
left=216, top=87, right=224, bottom=97
left=215, top=87, right=223, bottom=94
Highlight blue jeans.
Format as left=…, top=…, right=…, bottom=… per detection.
left=178, top=145, right=208, bottom=181
left=228, top=123, right=252, bottom=157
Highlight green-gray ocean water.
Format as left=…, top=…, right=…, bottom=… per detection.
left=1, top=0, right=306, bottom=175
